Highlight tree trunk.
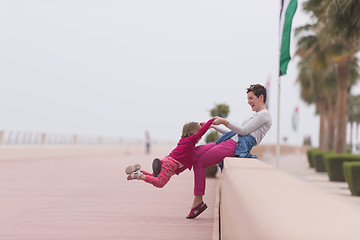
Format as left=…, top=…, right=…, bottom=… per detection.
left=327, top=96, right=337, bottom=151
left=318, top=100, right=328, bottom=150
left=335, top=58, right=350, bottom=153
left=350, top=122, right=353, bottom=148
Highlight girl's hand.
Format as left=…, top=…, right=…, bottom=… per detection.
left=212, top=117, right=224, bottom=125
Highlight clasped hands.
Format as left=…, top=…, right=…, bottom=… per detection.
left=212, top=116, right=229, bottom=127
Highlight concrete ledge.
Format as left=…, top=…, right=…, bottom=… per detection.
left=220, top=158, right=360, bottom=240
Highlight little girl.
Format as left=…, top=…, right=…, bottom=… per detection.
left=125, top=118, right=215, bottom=217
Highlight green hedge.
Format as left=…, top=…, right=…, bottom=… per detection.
left=312, top=149, right=330, bottom=172
left=324, top=154, right=360, bottom=181
left=343, top=162, right=360, bottom=196
left=306, top=148, right=317, bottom=168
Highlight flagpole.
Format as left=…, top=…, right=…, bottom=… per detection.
left=277, top=0, right=282, bottom=170
left=277, top=0, right=297, bottom=169
left=276, top=75, right=281, bottom=169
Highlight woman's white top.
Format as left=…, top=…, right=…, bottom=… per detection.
left=214, top=110, right=272, bottom=145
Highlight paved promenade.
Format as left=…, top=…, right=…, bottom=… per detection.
left=0, top=146, right=218, bottom=240
left=3, top=144, right=360, bottom=240
left=257, top=145, right=360, bottom=209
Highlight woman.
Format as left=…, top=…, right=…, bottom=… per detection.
left=187, top=84, right=272, bottom=219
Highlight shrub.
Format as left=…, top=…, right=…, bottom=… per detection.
left=210, top=103, right=229, bottom=118
left=324, top=154, right=360, bottom=181
left=205, top=131, right=220, bottom=144
left=345, top=144, right=353, bottom=154
left=312, top=149, right=330, bottom=172
left=343, top=162, right=360, bottom=196
left=306, top=148, right=317, bottom=168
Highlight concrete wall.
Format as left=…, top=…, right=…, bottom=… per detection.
left=220, top=158, right=360, bottom=240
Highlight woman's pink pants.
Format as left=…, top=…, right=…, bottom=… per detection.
left=193, top=139, right=236, bottom=195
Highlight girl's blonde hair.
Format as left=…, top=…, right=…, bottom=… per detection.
left=181, top=122, right=201, bottom=138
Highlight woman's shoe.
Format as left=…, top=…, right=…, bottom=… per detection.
left=186, top=201, right=207, bottom=219
left=152, top=158, right=162, bottom=177
left=125, top=164, right=141, bottom=174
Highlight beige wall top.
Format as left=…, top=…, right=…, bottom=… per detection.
left=220, top=158, right=360, bottom=240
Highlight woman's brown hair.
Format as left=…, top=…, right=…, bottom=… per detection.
left=247, top=84, right=267, bottom=104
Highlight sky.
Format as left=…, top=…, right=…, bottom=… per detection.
left=0, top=0, right=358, bottom=146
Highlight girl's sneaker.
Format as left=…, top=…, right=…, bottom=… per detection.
left=125, top=164, right=141, bottom=174
left=127, top=170, right=143, bottom=180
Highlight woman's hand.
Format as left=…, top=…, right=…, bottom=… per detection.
left=213, top=117, right=229, bottom=126
left=212, top=117, right=221, bottom=125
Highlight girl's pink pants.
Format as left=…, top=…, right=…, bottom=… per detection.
left=143, top=156, right=178, bottom=188
left=193, top=139, right=236, bottom=195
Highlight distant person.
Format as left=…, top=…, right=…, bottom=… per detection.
left=125, top=118, right=215, bottom=218
left=188, top=84, right=272, bottom=219
left=145, top=131, right=151, bottom=154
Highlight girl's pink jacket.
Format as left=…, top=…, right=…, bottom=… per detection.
left=167, top=118, right=215, bottom=175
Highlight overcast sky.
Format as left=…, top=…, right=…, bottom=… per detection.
left=1, top=0, right=357, bottom=146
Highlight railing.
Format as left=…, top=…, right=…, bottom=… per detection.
left=0, top=130, right=123, bottom=145
left=0, top=129, right=176, bottom=160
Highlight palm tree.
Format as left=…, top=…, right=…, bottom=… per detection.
left=295, top=17, right=339, bottom=150
left=296, top=53, right=337, bottom=150
left=297, top=0, right=360, bottom=153
left=210, top=104, right=230, bottom=118
left=205, top=103, right=230, bottom=143
left=296, top=1, right=340, bottom=151
left=326, top=0, right=360, bottom=153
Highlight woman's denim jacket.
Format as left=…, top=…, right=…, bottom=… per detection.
left=215, top=131, right=257, bottom=170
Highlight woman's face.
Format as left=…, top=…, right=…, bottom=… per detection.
left=247, top=91, right=263, bottom=112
